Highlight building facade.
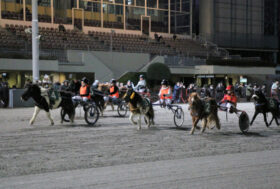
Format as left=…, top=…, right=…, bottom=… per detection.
left=1, top=0, right=192, bottom=35
left=199, top=0, right=279, bottom=65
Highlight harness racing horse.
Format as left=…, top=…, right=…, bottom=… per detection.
left=250, top=89, right=279, bottom=127
left=123, top=88, right=154, bottom=130
left=91, top=89, right=105, bottom=116
left=188, top=92, right=221, bottom=135
left=21, top=84, right=75, bottom=125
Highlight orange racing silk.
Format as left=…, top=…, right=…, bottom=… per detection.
left=159, top=87, right=172, bottom=100
left=80, top=85, right=91, bottom=99
left=221, top=94, right=237, bottom=106
left=110, top=86, right=119, bottom=98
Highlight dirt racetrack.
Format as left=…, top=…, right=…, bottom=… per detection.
left=1, top=103, right=280, bottom=188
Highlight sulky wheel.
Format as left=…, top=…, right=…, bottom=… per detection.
left=117, top=101, right=128, bottom=117
left=174, top=107, right=184, bottom=127
left=239, top=111, right=250, bottom=134
left=84, top=103, right=99, bottom=126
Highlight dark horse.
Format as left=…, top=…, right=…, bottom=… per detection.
left=250, top=89, right=279, bottom=127
left=21, top=84, right=75, bottom=125
left=123, top=88, right=154, bottom=130
left=91, top=89, right=105, bottom=116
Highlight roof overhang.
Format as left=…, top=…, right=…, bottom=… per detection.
left=194, top=65, right=275, bottom=75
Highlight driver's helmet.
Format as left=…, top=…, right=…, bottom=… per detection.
left=226, top=85, right=233, bottom=91
left=139, top=75, right=144, bottom=79
left=110, top=79, right=117, bottom=84
left=81, top=77, right=89, bottom=84
left=42, top=74, right=50, bottom=84
left=161, top=79, right=168, bottom=85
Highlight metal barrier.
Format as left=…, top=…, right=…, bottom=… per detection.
left=8, top=89, right=34, bottom=108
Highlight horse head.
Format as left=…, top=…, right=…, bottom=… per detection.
left=21, top=84, right=41, bottom=101
left=188, top=92, right=200, bottom=105
left=252, top=89, right=266, bottom=103
left=123, top=88, right=138, bottom=103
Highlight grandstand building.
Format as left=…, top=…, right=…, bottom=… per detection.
left=0, top=0, right=278, bottom=87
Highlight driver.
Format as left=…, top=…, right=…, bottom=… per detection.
left=134, top=75, right=146, bottom=93
left=219, top=85, right=237, bottom=113
left=158, top=79, right=172, bottom=105
left=104, top=79, right=119, bottom=104
left=72, top=77, right=91, bottom=103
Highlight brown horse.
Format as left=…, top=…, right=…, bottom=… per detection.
left=188, top=92, right=221, bottom=134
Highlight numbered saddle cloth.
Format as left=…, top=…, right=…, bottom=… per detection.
left=203, top=99, right=217, bottom=115
left=267, top=98, right=277, bottom=110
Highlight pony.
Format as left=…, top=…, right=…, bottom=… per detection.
left=21, top=84, right=75, bottom=125
left=123, top=88, right=154, bottom=130
left=188, top=92, right=221, bottom=134
left=250, top=89, right=279, bottom=127
left=91, top=88, right=105, bottom=116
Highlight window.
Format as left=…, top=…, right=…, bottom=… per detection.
left=147, top=0, right=157, bottom=8
left=136, top=0, right=144, bottom=7
left=158, top=0, right=168, bottom=10
left=148, top=9, right=168, bottom=33
left=126, top=6, right=144, bottom=30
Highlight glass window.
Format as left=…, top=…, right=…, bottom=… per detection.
left=1, top=0, right=24, bottom=20
left=115, top=0, right=124, bottom=4
left=125, top=0, right=134, bottom=5
left=103, top=4, right=124, bottom=29
left=171, top=11, right=190, bottom=35
left=136, top=0, right=144, bottom=7
left=170, top=0, right=181, bottom=11
left=158, top=0, right=168, bottom=10
left=147, top=0, right=157, bottom=8
left=125, top=6, right=144, bottom=30
left=37, top=0, right=51, bottom=23
left=182, top=0, right=190, bottom=12
left=103, top=0, right=114, bottom=3
left=80, top=1, right=101, bottom=27
left=54, top=0, right=76, bottom=24
left=148, top=9, right=168, bottom=33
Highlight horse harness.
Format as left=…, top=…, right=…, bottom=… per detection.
left=128, top=91, right=150, bottom=113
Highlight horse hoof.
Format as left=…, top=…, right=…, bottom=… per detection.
left=51, top=122, right=54, bottom=126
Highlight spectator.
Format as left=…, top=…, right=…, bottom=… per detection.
left=261, top=84, right=267, bottom=97
left=200, top=84, right=210, bottom=98
left=271, top=81, right=279, bottom=100
left=245, top=83, right=253, bottom=102
left=154, top=33, right=159, bottom=41
left=59, top=24, right=66, bottom=33
left=215, top=82, right=225, bottom=102
left=173, top=82, right=181, bottom=103
left=209, top=85, right=215, bottom=98
left=125, top=80, right=134, bottom=89
left=173, top=34, right=177, bottom=41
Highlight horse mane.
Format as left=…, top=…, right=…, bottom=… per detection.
left=255, top=90, right=267, bottom=103
left=129, top=91, right=142, bottom=108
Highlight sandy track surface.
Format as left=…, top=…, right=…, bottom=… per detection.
left=1, top=103, right=280, bottom=187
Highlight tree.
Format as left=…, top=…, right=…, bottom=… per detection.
left=146, top=63, right=171, bottom=88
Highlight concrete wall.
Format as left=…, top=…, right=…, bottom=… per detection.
left=0, top=59, right=59, bottom=71
left=90, top=51, right=150, bottom=80
left=59, top=50, right=114, bottom=82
